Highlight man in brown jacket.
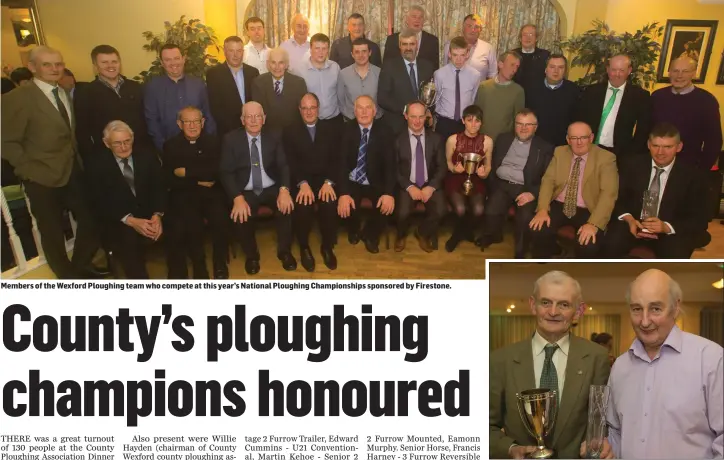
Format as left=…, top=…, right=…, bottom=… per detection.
left=1, top=46, right=102, bottom=278
left=529, top=121, right=618, bottom=258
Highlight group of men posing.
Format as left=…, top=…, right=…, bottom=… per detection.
left=490, top=268, right=723, bottom=459
left=1, top=7, right=722, bottom=279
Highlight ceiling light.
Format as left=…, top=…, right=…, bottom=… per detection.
left=713, top=278, right=723, bottom=289
left=506, top=308, right=512, bottom=313
left=21, top=18, right=32, bottom=23
left=509, top=304, right=516, bottom=309
left=588, top=307, right=593, bottom=311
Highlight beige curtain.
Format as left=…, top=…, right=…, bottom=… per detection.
left=247, top=0, right=340, bottom=48
left=700, top=307, right=724, bottom=347
left=334, top=0, right=391, bottom=43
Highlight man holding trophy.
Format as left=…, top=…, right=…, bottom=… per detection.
left=490, top=270, right=611, bottom=459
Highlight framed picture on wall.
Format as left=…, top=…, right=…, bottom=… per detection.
left=657, top=19, right=718, bottom=84
left=717, top=52, right=724, bottom=85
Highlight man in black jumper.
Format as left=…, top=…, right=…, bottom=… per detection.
left=512, top=24, right=550, bottom=97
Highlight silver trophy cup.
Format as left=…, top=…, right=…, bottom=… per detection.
left=585, top=385, right=610, bottom=459
left=419, top=79, right=437, bottom=109
left=516, top=388, right=558, bottom=459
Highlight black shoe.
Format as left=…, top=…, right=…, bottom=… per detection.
left=245, top=258, right=260, bottom=275
left=348, top=231, right=361, bottom=245
left=78, top=265, right=110, bottom=279
left=213, top=266, right=229, bottom=279
left=431, top=237, right=439, bottom=251
left=278, top=252, right=297, bottom=271
left=445, top=236, right=461, bottom=253
left=300, top=247, right=315, bottom=272
left=363, top=238, right=379, bottom=254
left=321, top=245, right=337, bottom=270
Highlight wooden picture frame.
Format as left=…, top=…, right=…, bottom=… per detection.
left=717, top=51, right=724, bottom=84
left=657, top=19, right=718, bottom=84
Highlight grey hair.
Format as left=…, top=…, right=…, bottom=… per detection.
left=532, top=270, right=583, bottom=306
left=499, top=50, right=522, bottom=63
left=625, top=276, right=683, bottom=312
left=399, top=28, right=418, bottom=41
left=177, top=106, right=203, bottom=121
left=29, top=46, right=61, bottom=64
left=102, top=120, right=134, bottom=140
left=267, top=47, right=290, bottom=66
left=408, top=5, right=426, bottom=17
left=241, top=101, right=264, bottom=118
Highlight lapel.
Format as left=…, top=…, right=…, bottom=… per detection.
left=260, top=132, right=272, bottom=171
left=423, top=131, right=434, bottom=170
left=582, top=146, right=596, bottom=188
left=614, top=83, right=631, bottom=134
left=398, top=59, right=415, bottom=98
left=560, top=147, right=573, bottom=186
left=511, top=339, right=536, bottom=398
left=523, top=137, right=539, bottom=179
left=221, top=62, right=242, bottom=102
left=30, top=83, right=70, bottom=131
left=552, top=338, right=589, bottom=445
left=105, top=150, right=136, bottom=200
left=658, top=160, right=681, bottom=216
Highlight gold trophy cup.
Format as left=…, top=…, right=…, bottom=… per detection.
left=458, top=152, right=483, bottom=195
left=516, top=388, right=558, bottom=459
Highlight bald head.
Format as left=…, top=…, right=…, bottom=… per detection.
left=628, top=269, right=682, bottom=312
left=267, top=47, right=289, bottom=78
left=669, top=56, right=697, bottom=91
left=291, top=13, right=310, bottom=43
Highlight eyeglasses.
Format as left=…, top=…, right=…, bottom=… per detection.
left=244, top=114, right=264, bottom=120
left=521, top=32, right=536, bottom=38
left=568, top=135, right=591, bottom=142
left=111, top=139, right=132, bottom=148
left=515, top=122, right=538, bottom=128
left=181, top=119, right=203, bottom=126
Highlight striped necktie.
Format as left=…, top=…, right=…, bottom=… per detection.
left=353, top=128, right=369, bottom=184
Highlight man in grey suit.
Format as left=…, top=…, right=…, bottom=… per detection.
left=251, top=47, right=307, bottom=132
left=1, top=46, right=102, bottom=279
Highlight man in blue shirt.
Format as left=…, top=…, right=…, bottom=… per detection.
left=144, top=43, right=217, bottom=150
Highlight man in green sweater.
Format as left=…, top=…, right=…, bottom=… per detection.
left=474, top=51, right=525, bottom=143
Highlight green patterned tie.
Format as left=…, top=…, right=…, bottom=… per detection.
left=540, top=344, right=559, bottom=401
left=594, top=87, right=620, bottom=144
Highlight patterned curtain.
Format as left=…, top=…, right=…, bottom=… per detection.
left=246, top=0, right=340, bottom=48
left=700, top=307, right=724, bottom=347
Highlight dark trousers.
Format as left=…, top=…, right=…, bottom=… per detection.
left=396, top=187, right=446, bottom=238
left=233, top=185, right=292, bottom=259
left=166, top=186, right=230, bottom=278
left=343, top=180, right=388, bottom=243
left=108, top=222, right=152, bottom=279
left=435, top=116, right=464, bottom=143
left=602, top=220, right=696, bottom=258
left=483, top=181, right=536, bottom=258
left=318, top=114, right=344, bottom=133
left=22, top=166, right=99, bottom=279
left=294, top=177, right=338, bottom=249
left=531, top=200, right=603, bottom=258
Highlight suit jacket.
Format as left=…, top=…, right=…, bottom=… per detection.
left=574, top=81, right=651, bottom=158
left=489, top=132, right=554, bottom=198
left=537, top=145, right=619, bottom=230
left=219, top=128, right=290, bottom=200
left=206, top=62, right=260, bottom=136
left=251, top=72, right=307, bottom=131
left=394, top=128, right=446, bottom=190
left=489, top=335, right=611, bottom=459
left=282, top=121, right=340, bottom=186
left=85, top=147, right=166, bottom=223
left=1, top=82, right=77, bottom=187
left=614, top=154, right=709, bottom=242
left=383, top=31, right=440, bottom=70
left=338, top=121, right=395, bottom=197
left=74, top=76, right=150, bottom=159
left=330, top=35, right=382, bottom=70
left=378, top=57, right=434, bottom=134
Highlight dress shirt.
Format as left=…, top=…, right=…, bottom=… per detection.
left=245, top=132, right=274, bottom=190
left=532, top=331, right=569, bottom=394
left=281, top=38, right=310, bottom=71
left=672, top=84, right=696, bottom=95
left=598, top=81, right=626, bottom=148
left=115, top=155, right=134, bottom=223
left=607, top=326, right=723, bottom=459
left=99, top=75, right=124, bottom=96
left=337, top=64, right=383, bottom=120
left=496, top=138, right=531, bottom=184
left=34, top=78, right=72, bottom=126
left=243, top=42, right=269, bottom=74
left=618, top=159, right=677, bottom=233
left=229, top=64, right=246, bottom=104
left=443, top=38, right=497, bottom=79
left=544, top=78, right=564, bottom=90
left=403, top=58, right=419, bottom=89
left=433, top=63, right=481, bottom=119
left=555, top=152, right=588, bottom=208
left=295, top=58, right=341, bottom=119
left=350, top=123, right=372, bottom=185
left=272, top=76, right=284, bottom=94
left=408, top=129, right=428, bottom=187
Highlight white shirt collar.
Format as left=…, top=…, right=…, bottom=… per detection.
left=33, top=77, right=59, bottom=95
left=532, top=331, right=570, bottom=357
left=403, top=58, right=417, bottom=67
left=608, top=80, right=627, bottom=92
left=359, top=123, right=373, bottom=133
left=521, top=47, right=535, bottom=54
left=652, top=158, right=675, bottom=174
left=409, top=128, right=424, bottom=138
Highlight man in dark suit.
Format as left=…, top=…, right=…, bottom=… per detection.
left=603, top=123, right=709, bottom=258
left=1, top=46, right=103, bottom=279
left=283, top=93, right=340, bottom=272
left=383, top=5, right=439, bottom=70
left=394, top=101, right=446, bottom=253
left=511, top=24, right=551, bottom=97
left=74, top=45, right=150, bottom=160
left=479, top=109, right=554, bottom=258
left=86, top=121, right=166, bottom=279
left=206, top=36, right=259, bottom=137
left=251, top=47, right=307, bottom=132
left=329, top=13, right=382, bottom=69
left=219, top=101, right=296, bottom=275
left=378, top=29, right=434, bottom=135
left=574, top=54, right=651, bottom=162
left=490, top=270, right=611, bottom=459
left=338, top=95, right=396, bottom=254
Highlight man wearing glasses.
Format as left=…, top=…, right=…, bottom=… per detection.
left=651, top=56, right=722, bottom=172
left=529, top=121, right=618, bottom=258
left=162, top=106, right=229, bottom=279
left=511, top=24, right=550, bottom=97
left=478, top=109, right=553, bottom=258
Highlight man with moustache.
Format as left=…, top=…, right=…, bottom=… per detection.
left=599, top=269, right=723, bottom=459
left=206, top=36, right=260, bottom=137
left=383, top=5, right=440, bottom=70
left=442, top=14, right=497, bottom=79
left=603, top=123, right=709, bottom=258
left=242, top=17, right=270, bottom=74
left=337, top=38, right=384, bottom=122
left=144, top=43, right=216, bottom=151
left=512, top=24, right=550, bottom=97
left=281, top=14, right=311, bottom=71
left=490, top=270, right=611, bottom=459
left=329, top=13, right=382, bottom=69
left=474, top=51, right=525, bottom=142
left=75, top=45, right=151, bottom=159
left=252, top=47, right=307, bottom=131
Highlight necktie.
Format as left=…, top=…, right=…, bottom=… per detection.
left=454, top=69, right=461, bottom=121
left=274, top=80, right=281, bottom=97
left=563, top=157, right=582, bottom=218
left=120, top=158, right=135, bottom=196
left=409, top=63, right=417, bottom=93
left=540, top=343, right=559, bottom=400
left=594, top=87, right=620, bottom=144
left=353, top=128, right=369, bottom=184
left=250, top=138, right=263, bottom=195
left=648, top=167, right=664, bottom=198
left=413, top=134, right=425, bottom=187
left=52, top=87, right=70, bottom=128
left=308, top=125, right=316, bottom=142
